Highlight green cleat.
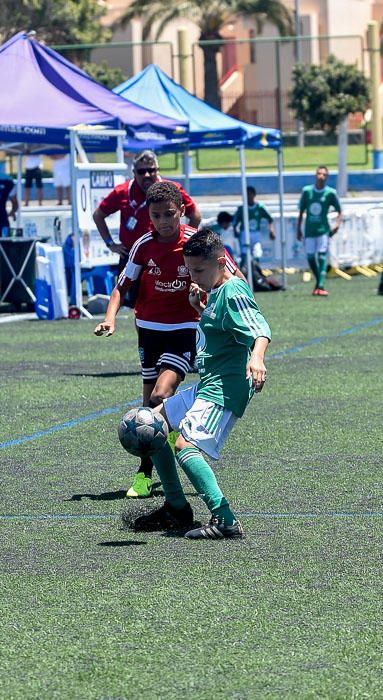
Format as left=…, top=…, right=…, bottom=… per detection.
left=126, top=472, right=153, bottom=498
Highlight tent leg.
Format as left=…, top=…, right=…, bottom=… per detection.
left=277, top=148, right=287, bottom=289
left=239, top=146, right=253, bottom=292
left=16, top=154, right=23, bottom=229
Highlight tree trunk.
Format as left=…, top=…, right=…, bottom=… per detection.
left=201, top=43, right=222, bottom=110
left=336, top=117, right=348, bottom=197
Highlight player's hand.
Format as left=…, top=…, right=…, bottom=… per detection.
left=330, top=226, right=339, bottom=237
left=297, top=229, right=303, bottom=241
left=94, top=320, right=115, bottom=337
left=188, top=283, right=206, bottom=312
left=246, top=355, right=267, bottom=392
left=109, top=242, right=129, bottom=256
left=269, top=230, right=276, bottom=241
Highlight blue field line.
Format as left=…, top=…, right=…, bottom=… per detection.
left=0, top=399, right=142, bottom=450
left=270, top=316, right=383, bottom=360
left=1, top=317, right=382, bottom=452
left=0, top=511, right=382, bottom=522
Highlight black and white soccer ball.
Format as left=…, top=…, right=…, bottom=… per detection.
left=118, top=407, right=169, bottom=457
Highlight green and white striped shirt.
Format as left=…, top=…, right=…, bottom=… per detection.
left=195, top=277, right=271, bottom=417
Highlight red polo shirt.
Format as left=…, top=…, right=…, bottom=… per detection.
left=99, top=177, right=197, bottom=251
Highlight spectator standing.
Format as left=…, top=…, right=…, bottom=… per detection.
left=52, top=154, right=71, bottom=206
left=93, top=149, right=202, bottom=282
left=24, top=154, right=43, bottom=206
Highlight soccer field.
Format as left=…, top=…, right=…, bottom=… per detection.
left=1, top=275, right=382, bottom=700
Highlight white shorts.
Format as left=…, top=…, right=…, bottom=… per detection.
left=53, top=158, right=71, bottom=188
left=163, top=385, right=237, bottom=460
left=304, top=234, right=329, bottom=255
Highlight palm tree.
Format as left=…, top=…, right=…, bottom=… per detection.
left=115, top=0, right=293, bottom=109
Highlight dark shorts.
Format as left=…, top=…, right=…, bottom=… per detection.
left=25, top=167, right=42, bottom=189
left=138, top=327, right=197, bottom=384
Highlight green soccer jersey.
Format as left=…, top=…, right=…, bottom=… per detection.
left=195, top=277, right=271, bottom=417
left=234, top=202, right=273, bottom=234
left=299, top=185, right=341, bottom=238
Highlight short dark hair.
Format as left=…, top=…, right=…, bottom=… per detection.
left=183, top=228, right=225, bottom=259
left=146, top=181, right=183, bottom=209
left=247, top=186, right=256, bottom=196
left=217, top=211, right=233, bottom=225
left=316, top=165, right=328, bottom=173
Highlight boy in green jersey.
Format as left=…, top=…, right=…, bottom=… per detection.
left=297, top=165, right=342, bottom=296
left=131, top=229, right=271, bottom=540
left=233, top=186, right=275, bottom=264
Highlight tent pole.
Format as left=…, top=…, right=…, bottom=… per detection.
left=277, top=147, right=287, bottom=289
left=183, top=150, right=190, bottom=193
left=16, top=154, right=23, bottom=229
left=239, top=145, right=253, bottom=292
left=69, top=130, right=91, bottom=318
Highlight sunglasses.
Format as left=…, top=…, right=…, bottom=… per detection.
left=135, top=167, right=158, bottom=175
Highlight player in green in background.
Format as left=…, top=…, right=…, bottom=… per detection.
left=297, top=166, right=342, bottom=297
left=233, top=185, right=275, bottom=266
left=131, top=229, right=271, bottom=540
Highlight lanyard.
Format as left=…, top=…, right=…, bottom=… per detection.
left=127, top=175, right=163, bottom=216
left=127, top=179, right=147, bottom=217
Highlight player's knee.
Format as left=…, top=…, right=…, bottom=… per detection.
left=150, top=385, right=173, bottom=405
left=175, top=434, right=188, bottom=453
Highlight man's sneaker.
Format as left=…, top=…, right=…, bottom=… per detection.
left=133, top=501, right=194, bottom=531
left=316, top=288, right=329, bottom=296
left=312, top=288, right=319, bottom=295
left=126, top=472, right=153, bottom=498
left=185, top=517, right=244, bottom=540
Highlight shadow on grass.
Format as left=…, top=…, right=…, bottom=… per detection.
left=67, top=482, right=165, bottom=501
left=66, top=371, right=141, bottom=378
left=98, top=540, right=147, bottom=547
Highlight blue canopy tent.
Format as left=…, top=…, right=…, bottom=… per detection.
left=114, top=64, right=286, bottom=287
left=0, top=34, right=189, bottom=150
left=0, top=35, right=191, bottom=314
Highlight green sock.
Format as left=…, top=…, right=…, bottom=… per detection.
left=307, top=253, right=319, bottom=287
left=176, top=447, right=236, bottom=526
left=151, top=442, right=188, bottom=510
left=318, top=252, right=328, bottom=289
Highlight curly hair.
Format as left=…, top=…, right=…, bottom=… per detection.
left=146, top=181, right=183, bottom=209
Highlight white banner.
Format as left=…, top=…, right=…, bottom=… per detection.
left=75, top=168, right=125, bottom=267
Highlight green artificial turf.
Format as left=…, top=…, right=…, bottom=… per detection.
left=0, top=274, right=382, bottom=699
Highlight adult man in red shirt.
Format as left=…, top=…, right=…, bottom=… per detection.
left=93, top=149, right=201, bottom=278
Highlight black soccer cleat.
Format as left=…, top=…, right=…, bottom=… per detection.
left=185, top=517, right=244, bottom=540
left=133, top=501, right=194, bottom=532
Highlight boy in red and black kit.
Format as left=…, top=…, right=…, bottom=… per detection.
left=94, top=181, right=239, bottom=498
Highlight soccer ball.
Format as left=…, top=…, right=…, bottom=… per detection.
left=118, top=407, right=169, bottom=457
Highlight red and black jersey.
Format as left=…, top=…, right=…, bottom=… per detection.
left=98, top=177, right=197, bottom=250
left=118, top=224, right=237, bottom=331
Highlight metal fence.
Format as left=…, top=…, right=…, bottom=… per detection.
left=52, top=33, right=369, bottom=171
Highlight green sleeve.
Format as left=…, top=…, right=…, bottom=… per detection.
left=258, top=204, right=273, bottom=223
left=299, top=189, right=307, bottom=213
left=223, top=285, right=271, bottom=347
left=330, top=192, right=342, bottom=213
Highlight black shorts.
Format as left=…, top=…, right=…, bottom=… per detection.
left=138, top=327, right=197, bottom=384
left=25, top=167, right=42, bottom=188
